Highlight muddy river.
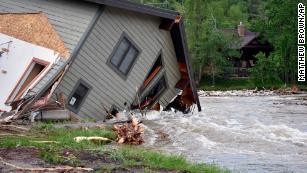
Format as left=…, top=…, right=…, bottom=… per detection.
left=142, top=94, right=307, bottom=173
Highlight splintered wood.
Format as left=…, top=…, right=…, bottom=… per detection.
left=0, top=13, right=70, bottom=58
left=113, top=116, right=144, bottom=145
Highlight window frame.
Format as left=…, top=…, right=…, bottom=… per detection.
left=67, top=79, right=92, bottom=114
left=107, top=32, right=141, bottom=80
left=139, top=72, right=169, bottom=104
left=141, top=49, right=164, bottom=90
left=5, top=57, right=49, bottom=103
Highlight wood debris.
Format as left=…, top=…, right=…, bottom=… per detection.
left=74, top=136, right=112, bottom=145
left=0, top=156, right=93, bottom=172
left=0, top=125, right=29, bottom=133
left=31, top=141, right=59, bottom=144
left=113, top=115, right=144, bottom=145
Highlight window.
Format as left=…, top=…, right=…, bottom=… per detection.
left=141, top=75, right=167, bottom=103
left=68, top=79, right=91, bottom=113
left=131, top=74, right=167, bottom=110
left=139, top=52, right=163, bottom=92
left=108, top=33, right=140, bottom=78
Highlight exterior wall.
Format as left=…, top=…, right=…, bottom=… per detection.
left=0, top=0, right=99, bottom=53
left=54, top=6, right=181, bottom=119
left=0, top=33, right=61, bottom=111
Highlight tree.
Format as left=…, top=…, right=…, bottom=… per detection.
left=253, top=0, right=300, bottom=85
left=179, top=0, right=241, bottom=85
left=249, top=52, right=282, bottom=86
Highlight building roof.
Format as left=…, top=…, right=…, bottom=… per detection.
left=0, top=13, right=70, bottom=58
left=222, top=28, right=259, bottom=49
left=85, top=0, right=180, bottom=19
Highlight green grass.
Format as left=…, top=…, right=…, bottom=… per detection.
left=117, top=146, right=230, bottom=173
left=0, top=123, right=116, bottom=150
left=0, top=123, right=229, bottom=173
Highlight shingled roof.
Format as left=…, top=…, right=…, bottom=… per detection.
left=222, top=28, right=260, bottom=49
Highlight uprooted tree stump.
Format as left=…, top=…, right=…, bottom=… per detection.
left=112, top=116, right=144, bottom=145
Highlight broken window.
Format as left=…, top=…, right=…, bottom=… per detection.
left=142, top=52, right=163, bottom=90
left=132, top=74, right=167, bottom=110
left=68, top=79, right=91, bottom=113
left=141, top=75, right=167, bottom=103
left=108, top=33, right=140, bottom=78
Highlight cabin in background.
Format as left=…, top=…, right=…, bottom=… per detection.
left=0, top=0, right=201, bottom=120
left=223, top=22, right=272, bottom=78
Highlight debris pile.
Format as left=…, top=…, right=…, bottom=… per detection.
left=113, top=116, right=144, bottom=145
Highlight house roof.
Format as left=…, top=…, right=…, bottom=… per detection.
left=85, top=0, right=180, bottom=19
left=222, top=28, right=259, bottom=49
left=0, top=13, right=70, bottom=58
left=21, top=0, right=201, bottom=114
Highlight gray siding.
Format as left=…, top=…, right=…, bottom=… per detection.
left=54, top=7, right=181, bottom=119
left=0, top=0, right=99, bottom=53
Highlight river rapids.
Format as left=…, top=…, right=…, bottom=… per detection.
left=140, top=93, right=307, bottom=173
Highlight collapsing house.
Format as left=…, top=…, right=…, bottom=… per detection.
left=0, top=0, right=201, bottom=120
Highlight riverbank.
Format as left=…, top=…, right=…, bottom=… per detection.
left=0, top=123, right=229, bottom=173
left=198, top=78, right=307, bottom=91
left=198, top=89, right=307, bottom=97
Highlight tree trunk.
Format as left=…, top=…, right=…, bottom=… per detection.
left=211, top=62, right=215, bottom=86
left=197, top=65, right=203, bottom=84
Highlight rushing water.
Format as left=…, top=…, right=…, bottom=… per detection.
left=141, top=94, right=307, bottom=173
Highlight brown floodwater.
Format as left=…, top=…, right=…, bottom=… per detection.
left=141, top=94, right=307, bottom=173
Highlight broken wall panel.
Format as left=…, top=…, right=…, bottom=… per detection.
left=0, top=33, right=62, bottom=111
left=52, top=6, right=181, bottom=119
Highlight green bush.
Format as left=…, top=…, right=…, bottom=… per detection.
left=249, top=52, right=283, bottom=87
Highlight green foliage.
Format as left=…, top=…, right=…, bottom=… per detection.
left=178, top=0, right=243, bottom=85
left=252, top=0, right=304, bottom=85
left=249, top=52, right=282, bottom=86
